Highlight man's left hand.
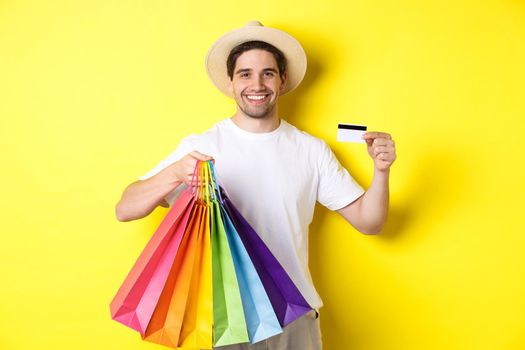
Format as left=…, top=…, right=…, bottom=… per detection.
left=363, top=132, right=396, bottom=172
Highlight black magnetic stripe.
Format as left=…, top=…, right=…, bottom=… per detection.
left=338, top=124, right=367, bottom=131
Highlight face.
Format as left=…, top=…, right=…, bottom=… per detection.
left=228, top=49, right=287, bottom=119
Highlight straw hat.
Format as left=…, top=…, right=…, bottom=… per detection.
left=205, top=21, right=307, bottom=98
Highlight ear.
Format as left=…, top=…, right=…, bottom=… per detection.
left=228, top=78, right=233, bottom=93
left=279, top=72, right=288, bottom=92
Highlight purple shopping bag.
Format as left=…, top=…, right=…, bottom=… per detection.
left=220, top=189, right=312, bottom=327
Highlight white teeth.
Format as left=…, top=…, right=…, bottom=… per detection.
left=246, top=95, right=265, bottom=100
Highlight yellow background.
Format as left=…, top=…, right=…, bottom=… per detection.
left=1, top=0, right=524, bottom=349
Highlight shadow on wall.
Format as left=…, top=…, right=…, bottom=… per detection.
left=279, top=47, right=323, bottom=126
left=380, top=149, right=469, bottom=243
left=307, top=149, right=470, bottom=348
left=271, top=22, right=339, bottom=129
left=309, top=147, right=470, bottom=248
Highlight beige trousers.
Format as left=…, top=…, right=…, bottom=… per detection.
left=213, top=310, right=322, bottom=350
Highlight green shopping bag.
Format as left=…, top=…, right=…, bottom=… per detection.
left=211, top=199, right=249, bottom=347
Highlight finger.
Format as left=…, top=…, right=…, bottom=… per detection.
left=184, top=172, right=214, bottom=185
left=185, top=178, right=208, bottom=185
left=373, top=146, right=389, bottom=157
left=363, top=132, right=392, bottom=141
left=190, top=151, right=214, bottom=162
left=379, top=153, right=389, bottom=161
left=183, top=153, right=213, bottom=175
left=374, top=145, right=395, bottom=153
left=372, top=138, right=391, bottom=147
left=183, top=160, right=199, bottom=175
left=183, top=169, right=197, bottom=184
left=378, top=152, right=396, bottom=162
left=375, top=152, right=391, bottom=161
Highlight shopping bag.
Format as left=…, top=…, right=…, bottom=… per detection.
left=110, top=189, right=195, bottom=334
left=142, top=203, right=203, bottom=347
left=211, top=198, right=250, bottom=346
left=178, top=198, right=213, bottom=348
left=220, top=205, right=283, bottom=343
left=221, top=189, right=312, bottom=327
left=112, top=160, right=312, bottom=349
left=144, top=162, right=214, bottom=349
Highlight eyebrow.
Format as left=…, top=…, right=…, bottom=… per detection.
left=235, top=68, right=279, bottom=75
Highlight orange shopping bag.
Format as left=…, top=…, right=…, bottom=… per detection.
left=177, top=162, right=214, bottom=348
left=178, top=199, right=213, bottom=349
left=142, top=203, right=202, bottom=347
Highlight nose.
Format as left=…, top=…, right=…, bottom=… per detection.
left=252, top=74, right=264, bottom=91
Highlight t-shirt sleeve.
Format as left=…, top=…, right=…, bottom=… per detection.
left=317, top=141, right=365, bottom=211
left=138, top=137, right=194, bottom=205
left=139, top=137, right=194, bottom=181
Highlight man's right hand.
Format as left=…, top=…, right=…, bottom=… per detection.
left=115, top=151, right=213, bottom=221
left=169, top=151, right=214, bottom=185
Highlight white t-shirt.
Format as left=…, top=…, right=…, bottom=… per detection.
left=140, top=118, right=365, bottom=308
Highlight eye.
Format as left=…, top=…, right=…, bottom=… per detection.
left=264, top=71, right=275, bottom=77
left=240, top=72, right=250, bottom=78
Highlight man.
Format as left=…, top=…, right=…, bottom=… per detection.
left=116, top=21, right=396, bottom=350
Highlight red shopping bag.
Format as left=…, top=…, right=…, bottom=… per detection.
left=110, top=190, right=195, bottom=334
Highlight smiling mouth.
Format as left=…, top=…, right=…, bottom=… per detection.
left=243, top=93, right=271, bottom=104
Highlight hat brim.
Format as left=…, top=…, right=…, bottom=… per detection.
left=206, top=25, right=307, bottom=98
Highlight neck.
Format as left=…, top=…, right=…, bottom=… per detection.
left=231, top=107, right=281, bottom=133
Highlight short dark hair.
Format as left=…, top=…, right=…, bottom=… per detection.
left=226, top=41, right=287, bottom=80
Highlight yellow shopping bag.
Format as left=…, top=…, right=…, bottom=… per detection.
left=178, top=200, right=213, bottom=349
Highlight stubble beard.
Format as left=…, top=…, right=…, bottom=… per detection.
left=238, top=101, right=276, bottom=119
left=236, top=89, right=278, bottom=120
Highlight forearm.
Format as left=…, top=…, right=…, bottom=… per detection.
left=115, top=167, right=182, bottom=222
left=337, top=131, right=395, bottom=234
left=358, top=169, right=390, bottom=234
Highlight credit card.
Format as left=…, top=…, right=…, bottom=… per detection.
left=337, top=123, right=367, bottom=143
